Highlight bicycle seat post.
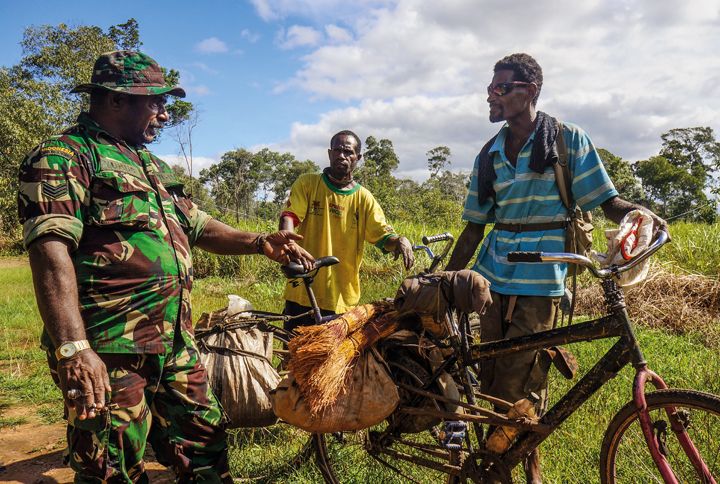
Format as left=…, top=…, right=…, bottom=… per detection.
left=302, top=277, right=324, bottom=325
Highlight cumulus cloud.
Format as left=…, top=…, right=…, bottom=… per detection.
left=325, top=24, right=352, bottom=43
left=194, top=37, right=229, bottom=54
left=278, top=25, right=323, bottom=49
left=250, top=0, right=395, bottom=22
left=158, top=154, right=220, bottom=175
left=240, top=29, right=261, bottom=43
left=264, top=0, right=720, bottom=177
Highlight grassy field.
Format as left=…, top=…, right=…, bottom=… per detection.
left=1, top=221, right=719, bottom=482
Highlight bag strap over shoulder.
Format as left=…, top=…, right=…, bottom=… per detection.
left=552, top=122, right=574, bottom=211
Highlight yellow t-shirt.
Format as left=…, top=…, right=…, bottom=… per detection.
left=283, top=173, right=396, bottom=313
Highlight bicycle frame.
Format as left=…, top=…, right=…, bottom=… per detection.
left=369, top=230, right=714, bottom=482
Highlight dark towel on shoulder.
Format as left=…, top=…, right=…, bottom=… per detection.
left=476, top=111, right=562, bottom=204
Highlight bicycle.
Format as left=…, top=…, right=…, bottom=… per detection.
left=311, top=229, right=720, bottom=483
left=193, top=255, right=342, bottom=481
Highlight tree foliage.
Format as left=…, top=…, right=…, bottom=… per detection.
left=597, top=148, right=644, bottom=204
left=200, top=148, right=318, bottom=222
left=426, top=146, right=451, bottom=179
left=0, top=19, right=192, bottom=239
left=635, top=127, right=719, bottom=222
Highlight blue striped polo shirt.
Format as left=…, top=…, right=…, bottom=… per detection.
left=462, top=121, right=618, bottom=296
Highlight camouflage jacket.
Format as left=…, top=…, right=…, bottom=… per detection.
left=18, top=113, right=211, bottom=354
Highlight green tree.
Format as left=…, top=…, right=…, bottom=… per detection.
left=170, top=165, right=215, bottom=214
left=356, top=136, right=401, bottom=218
left=269, top=156, right=319, bottom=205
left=0, top=19, right=192, bottom=239
left=634, top=127, right=719, bottom=222
left=426, top=146, right=451, bottom=179
left=597, top=148, right=644, bottom=204
left=635, top=155, right=715, bottom=222
left=200, top=149, right=271, bottom=222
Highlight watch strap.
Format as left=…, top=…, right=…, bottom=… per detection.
left=55, top=339, right=91, bottom=360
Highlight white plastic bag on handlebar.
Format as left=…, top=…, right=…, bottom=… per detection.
left=592, top=209, right=654, bottom=287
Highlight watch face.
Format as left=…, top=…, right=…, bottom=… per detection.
left=59, top=343, right=75, bottom=358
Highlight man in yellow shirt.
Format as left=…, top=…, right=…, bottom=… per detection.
left=280, top=130, right=414, bottom=329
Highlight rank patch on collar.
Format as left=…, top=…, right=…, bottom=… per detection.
left=40, top=146, right=74, bottom=160
left=42, top=181, right=69, bottom=200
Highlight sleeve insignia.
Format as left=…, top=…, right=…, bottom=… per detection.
left=40, top=146, right=75, bottom=160
left=41, top=181, right=69, bottom=200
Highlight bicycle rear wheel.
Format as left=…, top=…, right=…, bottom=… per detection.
left=600, top=389, right=720, bottom=483
left=313, top=423, right=463, bottom=483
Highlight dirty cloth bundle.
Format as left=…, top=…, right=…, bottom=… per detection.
left=592, top=209, right=654, bottom=287
left=394, top=269, right=493, bottom=337
left=195, top=309, right=280, bottom=428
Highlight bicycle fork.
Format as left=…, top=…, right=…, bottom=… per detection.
left=633, top=365, right=716, bottom=484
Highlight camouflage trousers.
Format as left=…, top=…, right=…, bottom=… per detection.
left=479, top=291, right=560, bottom=407
left=48, top=330, right=230, bottom=484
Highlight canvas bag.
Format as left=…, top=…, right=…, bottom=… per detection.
left=196, top=317, right=281, bottom=428
left=554, top=122, right=594, bottom=275
left=394, top=269, right=492, bottom=337
left=270, top=348, right=399, bottom=433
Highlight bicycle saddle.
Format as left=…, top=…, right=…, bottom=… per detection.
left=281, top=256, right=339, bottom=279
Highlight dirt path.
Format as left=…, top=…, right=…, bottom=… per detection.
left=0, top=406, right=174, bottom=483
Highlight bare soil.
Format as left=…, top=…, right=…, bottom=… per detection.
left=0, top=405, right=174, bottom=483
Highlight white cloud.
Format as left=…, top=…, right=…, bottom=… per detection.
left=250, top=0, right=395, bottom=22
left=265, top=0, right=720, bottom=178
left=240, top=29, right=261, bottom=43
left=194, top=37, right=229, bottom=54
left=325, top=24, right=352, bottom=43
left=278, top=25, right=323, bottom=49
left=158, top=154, right=220, bottom=175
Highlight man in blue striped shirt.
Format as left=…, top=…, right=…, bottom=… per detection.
left=447, top=53, right=666, bottom=482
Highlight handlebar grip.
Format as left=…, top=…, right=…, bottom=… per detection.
left=507, top=251, right=543, bottom=263
left=422, top=232, right=453, bottom=245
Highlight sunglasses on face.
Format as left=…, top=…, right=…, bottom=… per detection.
left=487, top=81, right=532, bottom=97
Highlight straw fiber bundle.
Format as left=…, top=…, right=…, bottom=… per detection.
left=574, top=263, right=720, bottom=348
left=288, top=300, right=399, bottom=414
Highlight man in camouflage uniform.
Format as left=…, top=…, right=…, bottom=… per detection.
left=18, top=50, right=314, bottom=483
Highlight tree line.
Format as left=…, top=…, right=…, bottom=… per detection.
left=1, top=19, right=719, bottom=250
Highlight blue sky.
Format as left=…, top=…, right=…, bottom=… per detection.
left=2, top=0, right=719, bottom=180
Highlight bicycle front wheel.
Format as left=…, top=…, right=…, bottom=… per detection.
left=600, top=389, right=720, bottom=483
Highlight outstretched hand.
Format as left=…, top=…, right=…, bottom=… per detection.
left=393, top=236, right=415, bottom=271
left=263, top=231, right=315, bottom=270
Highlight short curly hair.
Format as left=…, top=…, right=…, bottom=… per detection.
left=494, top=53, right=543, bottom=105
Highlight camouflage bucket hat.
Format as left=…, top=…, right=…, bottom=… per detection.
left=71, top=50, right=186, bottom=98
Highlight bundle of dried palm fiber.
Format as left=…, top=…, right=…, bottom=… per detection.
left=288, top=300, right=399, bottom=414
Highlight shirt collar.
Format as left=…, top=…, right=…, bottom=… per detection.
left=488, top=122, right=538, bottom=154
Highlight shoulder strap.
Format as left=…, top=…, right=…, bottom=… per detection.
left=552, top=122, right=574, bottom=210
left=476, top=134, right=499, bottom=203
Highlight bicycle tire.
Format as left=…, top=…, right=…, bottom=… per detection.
left=599, top=389, right=720, bottom=483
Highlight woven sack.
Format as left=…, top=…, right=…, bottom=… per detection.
left=270, top=349, right=399, bottom=433
left=197, top=319, right=280, bottom=428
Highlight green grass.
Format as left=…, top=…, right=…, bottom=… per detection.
left=1, top=220, right=719, bottom=482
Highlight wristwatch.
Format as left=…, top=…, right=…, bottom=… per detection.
left=55, top=340, right=91, bottom=361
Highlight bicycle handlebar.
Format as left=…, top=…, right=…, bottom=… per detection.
left=413, top=232, right=455, bottom=273
left=422, top=232, right=453, bottom=245
left=507, top=230, right=670, bottom=279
